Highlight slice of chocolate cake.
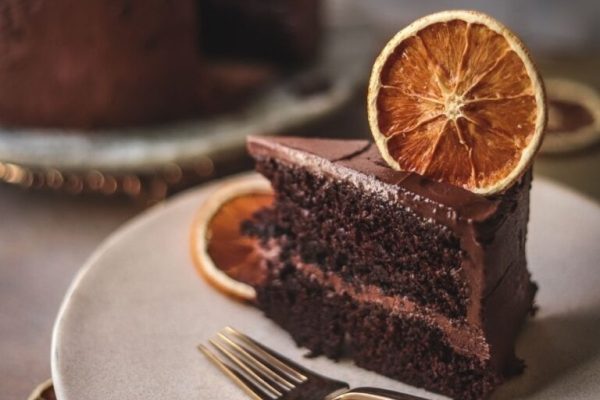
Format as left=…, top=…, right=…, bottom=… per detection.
left=243, top=136, right=537, bottom=400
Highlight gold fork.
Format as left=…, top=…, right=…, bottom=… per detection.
left=198, top=327, right=429, bottom=400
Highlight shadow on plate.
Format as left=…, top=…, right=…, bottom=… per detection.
left=492, top=307, right=600, bottom=399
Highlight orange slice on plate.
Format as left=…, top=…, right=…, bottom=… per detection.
left=190, top=175, right=273, bottom=301
left=368, top=10, right=547, bottom=194
left=541, top=78, right=600, bottom=154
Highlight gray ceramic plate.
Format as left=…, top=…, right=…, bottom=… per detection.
left=0, top=4, right=374, bottom=172
left=51, top=173, right=600, bottom=400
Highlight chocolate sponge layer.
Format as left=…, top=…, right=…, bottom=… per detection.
left=255, top=258, right=500, bottom=400
left=248, top=158, right=470, bottom=318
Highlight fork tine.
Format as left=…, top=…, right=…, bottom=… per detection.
left=224, top=327, right=307, bottom=382
left=198, top=344, right=272, bottom=400
left=209, top=339, right=283, bottom=397
left=217, top=333, right=296, bottom=391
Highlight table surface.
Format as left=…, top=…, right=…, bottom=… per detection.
left=2, top=9, right=600, bottom=399
left=0, top=189, right=144, bottom=398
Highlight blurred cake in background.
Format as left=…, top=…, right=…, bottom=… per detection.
left=0, top=0, right=322, bottom=129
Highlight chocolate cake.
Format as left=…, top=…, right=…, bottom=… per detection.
left=243, top=136, right=537, bottom=400
left=0, top=0, right=322, bottom=129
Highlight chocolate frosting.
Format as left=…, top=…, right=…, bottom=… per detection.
left=248, top=136, right=502, bottom=223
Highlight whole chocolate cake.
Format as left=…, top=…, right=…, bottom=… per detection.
left=243, top=136, right=537, bottom=400
left=0, top=0, right=203, bottom=128
left=0, top=0, right=322, bottom=129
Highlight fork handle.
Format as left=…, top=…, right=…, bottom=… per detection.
left=334, top=387, right=429, bottom=400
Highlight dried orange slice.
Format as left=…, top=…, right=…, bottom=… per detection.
left=368, top=10, right=547, bottom=194
left=190, top=175, right=273, bottom=301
